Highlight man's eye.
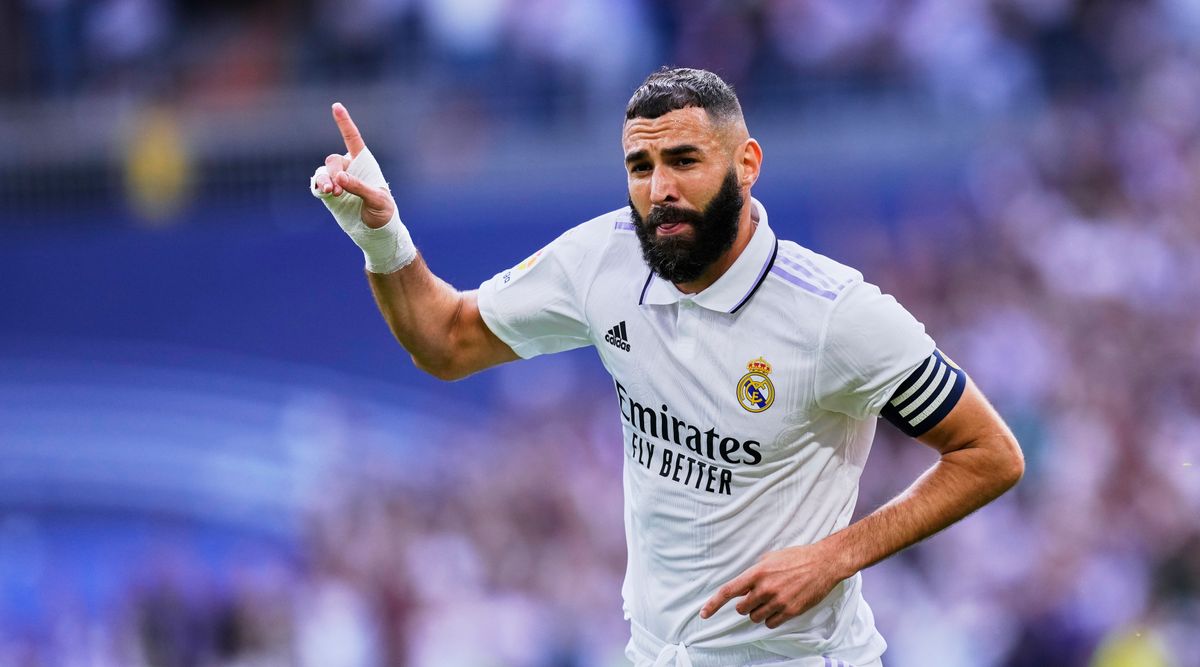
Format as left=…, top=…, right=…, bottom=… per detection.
left=676, top=158, right=696, bottom=166
left=631, top=164, right=651, bottom=173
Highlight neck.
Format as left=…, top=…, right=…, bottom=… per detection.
left=674, top=198, right=758, bottom=294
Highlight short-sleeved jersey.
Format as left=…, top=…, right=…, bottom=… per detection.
left=477, top=200, right=939, bottom=664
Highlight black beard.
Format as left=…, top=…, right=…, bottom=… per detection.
left=629, top=170, right=744, bottom=284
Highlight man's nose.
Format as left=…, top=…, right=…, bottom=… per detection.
left=650, top=167, right=679, bottom=205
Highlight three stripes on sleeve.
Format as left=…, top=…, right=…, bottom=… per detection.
left=881, top=349, right=967, bottom=437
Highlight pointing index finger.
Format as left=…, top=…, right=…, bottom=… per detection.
left=700, top=570, right=755, bottom=619
left=332, top=102, right=366, bottom=157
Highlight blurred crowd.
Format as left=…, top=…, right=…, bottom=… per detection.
left=845, top=85, right=1200, bottom=666
left=3, top=0, right=1200, bottom=666
left=4, top=0, right=1199, bottom=113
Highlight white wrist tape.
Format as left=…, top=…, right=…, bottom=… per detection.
left=310, top=147, right=417, bottom=274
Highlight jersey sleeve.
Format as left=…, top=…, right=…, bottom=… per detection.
left=814, top=280, right=937, bottom=421
left=476, top=225, right=595, bottom=359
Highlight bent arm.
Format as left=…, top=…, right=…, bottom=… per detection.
left=822, top=379, right=1024, bottom=576
left=699, top=378, right=1023, bottom=625
left=366, top=257, right=519, bottom=381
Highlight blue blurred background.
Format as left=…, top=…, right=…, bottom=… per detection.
left=2, top=1, right=1199, bottom=665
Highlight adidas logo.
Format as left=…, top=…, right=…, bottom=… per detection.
left=604, top=321, right=631, bottom=351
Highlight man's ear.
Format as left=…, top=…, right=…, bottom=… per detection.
left=738, top=138, right=763, bottom=189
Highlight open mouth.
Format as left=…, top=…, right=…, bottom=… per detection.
left=656, top=221, right=690, bottom=235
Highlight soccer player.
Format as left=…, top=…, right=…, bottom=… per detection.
left=311, top=68, right=1024, bottom=667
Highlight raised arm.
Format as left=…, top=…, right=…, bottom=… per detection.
left=311, top=103, right=518, bottom=380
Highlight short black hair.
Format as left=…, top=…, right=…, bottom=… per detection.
left=625, top=67, right=743, bottom=126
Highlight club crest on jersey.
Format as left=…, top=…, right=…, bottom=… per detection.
left=737, top=357, right=775, bottom=413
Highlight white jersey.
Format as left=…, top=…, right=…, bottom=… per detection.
left=477, top=200, right=948, bottom=666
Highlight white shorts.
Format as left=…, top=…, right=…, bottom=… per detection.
left=627, top=649, right=883, bottom=667
left=627, top=632, right=884, bottom=667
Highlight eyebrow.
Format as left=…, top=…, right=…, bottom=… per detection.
left=624, top=144, right=702, bottom=165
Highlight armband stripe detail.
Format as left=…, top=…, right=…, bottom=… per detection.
left=898, top=365, right=948, bottom=418
left=909, top=374, right=958, bottom=427
left=889, top=355, right=935, bottom=406
left=882, top=349, right=967, bottom=437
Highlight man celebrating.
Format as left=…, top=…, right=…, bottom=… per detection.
left=311, top=68, right=1023, bottom=667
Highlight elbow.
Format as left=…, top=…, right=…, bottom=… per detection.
left=411, top=353, right=472, bottom=382
left=410, top=352, right=480, bottom=383
left=407, top=295, right=482, bottom=382
left=406, top=322, right=468, bottom=381
left=998, top=433, right=1025, bottom=491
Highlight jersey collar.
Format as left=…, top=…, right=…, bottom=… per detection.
left=638, top=198, right=779, bottom=314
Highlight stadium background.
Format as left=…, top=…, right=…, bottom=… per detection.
left=1, top=0, right=1198, bottom=665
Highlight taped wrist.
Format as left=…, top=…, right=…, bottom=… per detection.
left=310, top=147, right=417, bottom=274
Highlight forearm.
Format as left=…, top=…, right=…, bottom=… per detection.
left=823, top=433, right=1022, bottom=578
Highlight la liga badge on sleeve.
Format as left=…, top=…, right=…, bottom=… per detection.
left=737, top=357, right=775, bottom=413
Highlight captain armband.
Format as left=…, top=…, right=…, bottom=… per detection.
left=881, top=349, right=967, bottom=437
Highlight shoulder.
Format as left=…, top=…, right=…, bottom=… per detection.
left=506, top=206, right=643, bottom=294
left=767, top=241, right=926, bottom=342
left=549, top=206, right=644, bottom=272
left=788, top=245, right=929, bottom=357
left=558, top=206, right=637, bottom=246
left=767, top=239, right=862, bottom=306
left=532, top=206, right=636, bottom=266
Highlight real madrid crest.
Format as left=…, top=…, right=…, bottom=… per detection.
left=737, top=357, right=775, bottom=413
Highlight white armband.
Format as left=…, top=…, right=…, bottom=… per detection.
left=310, top=147, right=417, bottom=274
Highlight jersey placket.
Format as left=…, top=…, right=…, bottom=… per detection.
left=675, top=298, right=700, bottom=359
